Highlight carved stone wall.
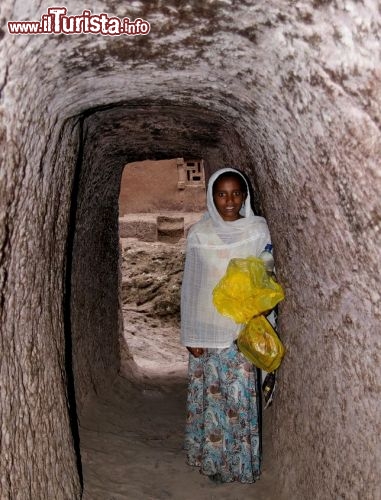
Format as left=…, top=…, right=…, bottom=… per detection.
left=119, top=158, right=206, bottom=214
left=1, top=1, right=380, bottom=498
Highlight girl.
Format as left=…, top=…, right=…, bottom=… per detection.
left=180, top=167, right=271, bottom=483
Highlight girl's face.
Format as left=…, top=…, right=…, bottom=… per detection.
left=213, top=176, right=247, bottom=221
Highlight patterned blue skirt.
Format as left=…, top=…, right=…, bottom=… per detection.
left=184, top=342, right=261, bottom=483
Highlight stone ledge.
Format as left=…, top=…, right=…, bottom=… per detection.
left=119, top=212, right=202, bottom=243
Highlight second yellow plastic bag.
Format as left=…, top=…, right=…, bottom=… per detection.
left=237, top=315, right=285, bottom=372
left=212, top=257, right=285, bottom=324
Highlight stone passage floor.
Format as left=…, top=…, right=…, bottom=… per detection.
left=80, top=374, right=281, bottom=500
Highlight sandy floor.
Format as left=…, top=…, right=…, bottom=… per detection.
left=80, top=237, right=282, bottom=499
left=80, top=373, right=280, bottom=500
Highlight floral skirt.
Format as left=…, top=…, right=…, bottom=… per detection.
left=184, top=342, right=261, bottom=483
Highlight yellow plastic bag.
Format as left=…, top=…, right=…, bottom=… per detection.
left=212, top=257, right=285, bottom=324
left=237, top=316, right=285, bottom=371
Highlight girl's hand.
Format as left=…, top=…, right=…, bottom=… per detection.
left=187, top=347, right=204, bottom=357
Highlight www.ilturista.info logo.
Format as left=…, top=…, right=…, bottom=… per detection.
left=7, top=7, right=151, bottom=36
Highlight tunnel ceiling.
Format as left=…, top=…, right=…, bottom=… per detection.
left=82, top=102, right=252, bottom=165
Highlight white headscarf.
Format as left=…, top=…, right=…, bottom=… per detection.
left=180, top=168, right=271, bottom=348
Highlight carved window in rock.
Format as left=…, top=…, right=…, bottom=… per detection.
left=177, top=158, right=205, bottom=190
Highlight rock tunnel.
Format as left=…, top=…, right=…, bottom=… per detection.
left=1, top=1, right=380, bottom=498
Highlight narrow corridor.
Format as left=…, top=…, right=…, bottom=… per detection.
left=2, top=2, right=379, bottom=497
left=81, top=235, right=281, bottom=499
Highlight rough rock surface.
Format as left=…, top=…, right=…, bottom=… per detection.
left=1, top=0, right=380, bottom=498
left=120, top=237, right=184, bottom=324
left=118, top=237, right=187, bottom=381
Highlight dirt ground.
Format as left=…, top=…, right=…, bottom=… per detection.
left=80, top=238, right=281, bottom=500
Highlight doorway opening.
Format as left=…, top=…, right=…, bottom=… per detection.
left=118, top=158, right=205, bottom=385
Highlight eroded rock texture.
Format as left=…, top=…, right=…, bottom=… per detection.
left=1, top=0, right=380, bottom=498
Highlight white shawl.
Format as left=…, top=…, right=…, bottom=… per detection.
left=180, top=168, right=271, bottom=348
